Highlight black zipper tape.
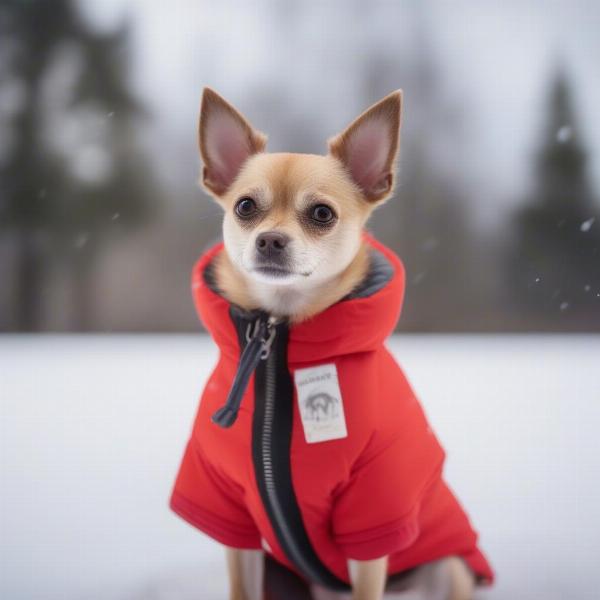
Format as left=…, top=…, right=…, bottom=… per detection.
left=222, top=308, right=351, bottom=590
left=250, top=318, right=352, bottom=591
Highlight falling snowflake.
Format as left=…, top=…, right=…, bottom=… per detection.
left=556, top=126, right=572, bottom=143
left=580, top=217, right=595, bottom=232
left=584, top=285, right=591, bottom=292
left=111, top=212, right=120, bottom=221
left=74, top=233, right=89, bottom=249
left=535, top=277, right=541, bottom=283
left=107, top=111, right=115, bottom=118
left=559, top=302, right=569, bottom=311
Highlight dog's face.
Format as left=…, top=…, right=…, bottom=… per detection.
left=198, top=88, right=402, bottom=290
left=216, top=152, right=369, bottom=288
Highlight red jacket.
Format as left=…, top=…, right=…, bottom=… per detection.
left=170, top=233, right=494, bottom=590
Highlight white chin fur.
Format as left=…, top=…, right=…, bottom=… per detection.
left=246, top=268, right=304, bottom=286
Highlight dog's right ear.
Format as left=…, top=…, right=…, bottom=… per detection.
left=199, top=88, right=267, bottom=197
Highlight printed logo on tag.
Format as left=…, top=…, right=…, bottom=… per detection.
left=294, top=363, right=347, bottom=444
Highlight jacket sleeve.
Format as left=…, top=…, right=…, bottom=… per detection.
left=330, top=390, right=445, bottom=561
left=169, top=438, right=262, bottom=549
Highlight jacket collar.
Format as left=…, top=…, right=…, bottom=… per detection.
left=192, top=232, right=405, bottom=363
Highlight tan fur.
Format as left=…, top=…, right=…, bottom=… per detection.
left=218, top=151, right=368, bottom=218
left=212, top=150, right=378, bottom=320
left=211, top=151, right=373, bottom=322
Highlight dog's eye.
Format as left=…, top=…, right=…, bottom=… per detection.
left=311, top=204, right=335, bottom=223
left=235, top=197, right=257, bottom=218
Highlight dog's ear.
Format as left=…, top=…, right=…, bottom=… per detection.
left=328, top=90, right=402, bottom=203
left=199, top=88, right=267, bottom=196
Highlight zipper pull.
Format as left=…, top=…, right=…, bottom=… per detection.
left=211, top=316, right=277, bottom=428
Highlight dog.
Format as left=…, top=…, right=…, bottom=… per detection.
left=169, top=88, right=494, bottom=600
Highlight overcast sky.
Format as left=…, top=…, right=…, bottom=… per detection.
left=79, top=0, right=600, bottom=229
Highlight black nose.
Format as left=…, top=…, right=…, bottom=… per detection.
left=255, top=231, right=289, bottom=257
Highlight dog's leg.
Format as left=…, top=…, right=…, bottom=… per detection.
left=348, top=556, right=389, bottom=600
left=225, top=547, right=264, bottom=600
left=225, top=547, right=248, bottom=600
left=446, top=557, right=475, bottom=600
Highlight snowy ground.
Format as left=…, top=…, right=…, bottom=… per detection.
left=1, top=335, right=599, bottom=600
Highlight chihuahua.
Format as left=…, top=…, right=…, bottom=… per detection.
left=197, top=88, right=476, bottom=600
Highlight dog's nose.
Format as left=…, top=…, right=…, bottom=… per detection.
left=255, top=231, right=289, bottom=257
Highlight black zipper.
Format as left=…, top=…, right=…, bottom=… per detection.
left=218, top=309, right=351, bottom=591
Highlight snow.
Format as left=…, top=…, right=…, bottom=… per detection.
left=1, top=334, right=599, bottom=600
left=580, top=217, right=595, bottom=232
left=556, top=126, right=573, bottom=144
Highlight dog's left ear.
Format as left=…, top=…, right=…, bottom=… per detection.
left=328, top=90, right=402, bottom=203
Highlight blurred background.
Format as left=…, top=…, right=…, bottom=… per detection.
left=2, top=2, right=600, bottom=600
left=1, top=0, right=599, bottom=333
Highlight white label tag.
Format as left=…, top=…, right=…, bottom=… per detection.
left=294, top=363, right=347, bottom=444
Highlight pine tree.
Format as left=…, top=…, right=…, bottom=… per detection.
left=0, top=0, right=155, bottom=330
left=510, top=68, right=600, bottom=325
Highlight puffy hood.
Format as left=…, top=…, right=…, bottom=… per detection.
left=191, top=232, right=405, bottom=362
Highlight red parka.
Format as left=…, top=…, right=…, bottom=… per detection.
left=170, top=233, right=494, bottom=590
